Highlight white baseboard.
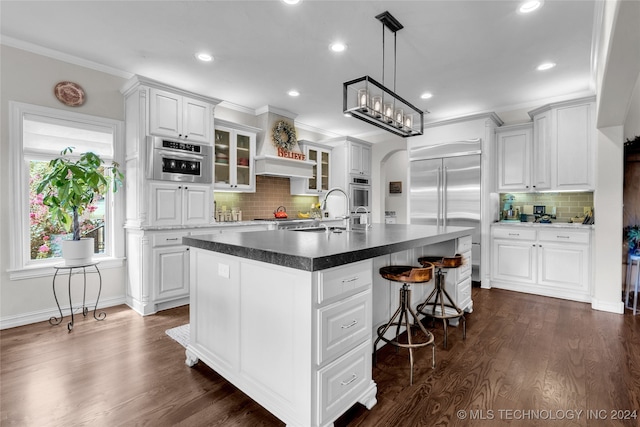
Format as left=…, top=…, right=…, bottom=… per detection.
left=591, top=297, right=625, bottom=314
left=0, top=295, right=127, bottom=330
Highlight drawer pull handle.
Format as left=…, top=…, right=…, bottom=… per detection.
left=341, top=373, right=358, bottom=386
left=342, top=277, right=359, bottom=283
left=341, top=320, right=358, bottom=329
left=166, top=238, right=179, bottom=241
left=557, top=235, right=570, bottom=239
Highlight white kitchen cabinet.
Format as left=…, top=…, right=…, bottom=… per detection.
left=290, top=141, right=332, bottom=195
left=149, top=88, right=212, bottom=143
left=532, top=110, right=552, bottom=190
left=187, top=251, right=376, bottom=427
left=527, top=96, right=596, bottom=191
left=350, top=141, right=371, bottom=176
left=214, top=119, right=258, bottom=192
left=553, top=101, right=595, bottom=190
left=491, top=227, right=537, bottom=283
left=490, top=225, right=591, bottom=302
left=154, top=245, right=190, bottom=301
left=496, top=124, right=532, bottom=191
left=149, top=182, right=211, bottom=227
left=496, top=96, right=596, bottom=193
left=320, top=137, right=373, bottom=216
left=537, top=229, right=590, bottom=292
left=126, top=230, right=191, bottom=315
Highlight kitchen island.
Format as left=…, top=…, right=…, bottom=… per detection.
left=183, top=223, right=473, bottom=427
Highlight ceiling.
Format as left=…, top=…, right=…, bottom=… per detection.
left=0, top=0, right=597, bottom=139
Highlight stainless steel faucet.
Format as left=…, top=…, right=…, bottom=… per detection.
left=321, top=187, right=351, bottom=231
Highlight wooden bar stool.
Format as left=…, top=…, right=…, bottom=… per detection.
left=416, top=255, right=466, bottom=349
left=374, top=264, right=436, bottom=385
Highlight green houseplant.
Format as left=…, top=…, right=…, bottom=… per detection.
left=625, top=225, right=640, bottom=256
left=35, top=147, right=123, bottom=265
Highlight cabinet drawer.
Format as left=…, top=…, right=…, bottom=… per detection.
left=153, top=232, right=188, bottom=247
left=456, top=251, right=472, bottom=280
left=319, top=341, right=370, bottom=425
left=457, top=235, right=472, bottom=253
left=538, top=229, right=589, bottom=244
left=318, top=290, right=371, bottom=365
left=492, top=227, right=536, bottom=240
left=457, top=276, right=472, bottom=310
left=318, top=260, right=372, bottom=305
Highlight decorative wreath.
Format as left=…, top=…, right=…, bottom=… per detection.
left=272, top=120, right=297, bottom=151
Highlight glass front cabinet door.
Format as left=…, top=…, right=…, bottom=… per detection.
left=214, top=120, right=257, bottom=192
left=291, top=141, right=331, bottom=195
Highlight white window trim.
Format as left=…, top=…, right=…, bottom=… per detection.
left=8, top=101, right=126, bottom=279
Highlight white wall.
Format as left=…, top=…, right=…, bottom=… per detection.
left=0, top=45, right=129, bottom=328
left=624, top=73, right=640, bottom=140
left=591, top=0, right=640, bottom=313
left=382, top=151, right=409, bottom=223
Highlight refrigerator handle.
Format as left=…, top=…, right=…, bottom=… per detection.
left=443, top=166, right=448, bottom=227
left=437, top=167, right=442, bottom=227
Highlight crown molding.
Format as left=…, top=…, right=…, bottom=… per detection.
left=1, top=36, right=133, bottom=79
left=218, top=100, right=256, bottom=116
left=254, top=105, right=297, bottom=120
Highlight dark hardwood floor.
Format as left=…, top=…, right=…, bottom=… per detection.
left=2, top=288, right=639, bottom=426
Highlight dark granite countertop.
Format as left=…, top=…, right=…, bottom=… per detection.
left=183, top=223, right=473, bottom=271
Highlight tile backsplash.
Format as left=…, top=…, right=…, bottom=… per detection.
left=214, top=175, right=319, bottom=220
left=500, top=192, right=594, bottom=222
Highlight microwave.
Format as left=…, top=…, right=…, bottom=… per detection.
left=148, top=137, right=212, bottom=183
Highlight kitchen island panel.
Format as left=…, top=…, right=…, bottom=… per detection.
left=188, top=250, right=315, bottom=425
left=239, top=260, right=313, bottom=414
left=185, top=225, right=473, bottom=426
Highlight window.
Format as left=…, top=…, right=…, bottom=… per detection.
left=9, top=102, right=125, bottom=278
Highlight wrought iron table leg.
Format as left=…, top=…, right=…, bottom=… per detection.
left=67, top=270, right=74, bottom=332
left=49, top=269, right=64, bottom=326
left=82, top=267, right=88, bottom=316
left=93, top=265, right=106, bottom=321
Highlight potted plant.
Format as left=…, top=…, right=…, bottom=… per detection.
left=35, top=147, right=123, bottom=266
left=625, top=225, right=640, bottom=256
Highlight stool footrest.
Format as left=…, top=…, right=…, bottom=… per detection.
left=376, top=323, right=434, bottom=349
left=417, top=303, right=464, bottom=320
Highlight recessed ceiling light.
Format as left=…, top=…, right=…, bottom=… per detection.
left=330, top=42, right=347, bottom=53
left=420, top=92, right=433, bottom=99
left=195, top=52, right=213, bottom=62
left=537, top=62, right=556, bottom=71
left=282, top=0, right=301, bottom=5
left=518, top=0, right=543, bottom=14
left=288, top=90, right=300, bottom=97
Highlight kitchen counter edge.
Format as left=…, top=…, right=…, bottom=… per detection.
left=492, top=222, right=594, bottom=229
left=183, top=224, right=473, bottom=272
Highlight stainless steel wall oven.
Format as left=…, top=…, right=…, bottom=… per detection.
left=148, top=136, right=212, bottom=183
left=349, top=175, right=371, bottom=213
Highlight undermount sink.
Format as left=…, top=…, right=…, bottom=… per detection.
left=292, top=226, right=347, bottom=233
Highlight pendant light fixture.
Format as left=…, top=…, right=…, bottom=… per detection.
left=343, top=11, right=424, bottom=137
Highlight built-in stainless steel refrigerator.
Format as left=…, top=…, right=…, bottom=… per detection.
left=409, top=139, right=481, bottom=279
